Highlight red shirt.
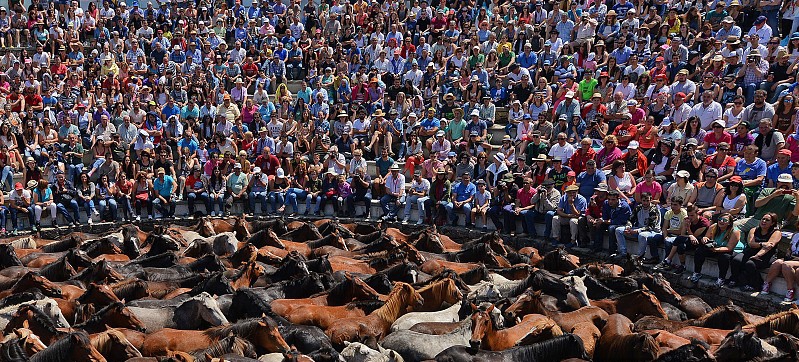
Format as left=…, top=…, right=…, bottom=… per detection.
left=587, top=195, right=606, bottom=218
left=241, top=62, right=259, bottom=77
left=255, top=154, right=281, bottom=176
left=569, top=148, right=596, bottom=174
left=703, top=131, right=732, bottom=150
left=637, top=125, right=658, bottom=149
left=516, top=186, right=537, bottom=208
left=613, top=123, right=638, bottom=148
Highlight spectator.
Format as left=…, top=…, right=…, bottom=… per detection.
left=552, top=184, right=587, bottom=247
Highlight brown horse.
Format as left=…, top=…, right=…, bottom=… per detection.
left=591, top=290, right=667, bottom=321
left=593, top=314, right=659, bottom=362
left=0, top=272, right=63, bottom=299
left=274, top=302, right=371, bottom=329
left=744, top=309, right=799, bottom=338
left=269, top=274, right=381, bottom=315
left=325, top=282, right=425, bottom=347
left=570, top=321, right=601, bottom=358
left=643, top=329, right=691, bottom=355
left=470, top=305, right=563, bottom=351
left=2, top=327, right=47, bottom=356
left=635, top=303, right=755, bottom=333
left=4, top=305, right=67, bottom=345
left=141, top=316, right=290, bottom=356
left=674, top=326, right=731, bottom=345
left=505, top=290, right=609, bottom=332
left=413, top=278, right=463, bottom=312
left=90, top=328, right=143, bottom=361
left=227, top=261, right=265, bottom=290
left=33, top=331, right=107, bottom=362
left=518, top=247, right=543, bottom=266
left=420, top=259, right=478, bottom=275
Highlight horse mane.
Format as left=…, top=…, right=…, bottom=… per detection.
left=191, top=335, right=257, bottom=362
left=745, top=309, right=799, bottom=336
left=12, top=305, right=61, bottom=336
left=32, top=331, right=92, bottom=362
left=89, top=329, right=126, bottom=356
left=40, top=236, right=81, bottom=253
left=696, top=304, right=747, bottom=327
left=305, top=233, right=339, bottom=249
left=74, top=302, right=124, bottom=329
left=204, top=316, right=278, bottom=339
left=8, top=237, right=36, bottom=250
left=459, top=264, right=489, bottom=282
left=0, top=290, right=45, bottom=310
left=373, top=283, right=413, bottom=323
left=602, top=332, right=658, bottom=360
left=514, top=333, right=587, bottom=361
left=345, top=300, right=385, bottom=313
left=0, top=337, right=29, bottom=362
left=416, top=278, right=455, bottom=298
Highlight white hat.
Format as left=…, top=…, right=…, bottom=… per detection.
left=661, top=117, right=671, bottom=126
left=628, top=140, right=639, bottom=149
left=627, top=99, right=638, bottom=106
left=494, top=153, right=505, bottom=162
left=408, top=112, right=417, bottom=118
left=676, top=170, right=690, bottom=179
left=276, top=168, right=285, bottom=178
left=470, top=109, right=480, bottom=117
left=252, top=167, right=261, bottom=173
left=712, top=119, right=725, bottom=128
left=587, top=52, right=595, bottom=61
left=565, top=91, right=575, bottom=98
left=778, top=173, right=794, bottom=183
left=233, top=163, right=242, bottom=169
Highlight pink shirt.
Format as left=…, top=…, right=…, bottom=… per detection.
left=635, top=181, right=663, bottom=198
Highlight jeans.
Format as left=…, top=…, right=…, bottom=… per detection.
left=152, top=197, right=175, bottom=217
left=98, top=198, right=118, bottom=221
left=1, top=165, right=13, bottom=191
left=208, top=193, right=225, bottom=214
left=610, top=225, right=629, bottom=256
left=10, top=207, right=30, bottom=229
left=528, top=210, right=555, bottom=237
left=117, top=196, right=135, bottom=220
left=268, top=191, right=285, bottom=213
left=306, top=194, right=322, bottom=214
left=284, top=188, right=308, bottom=214
left=380, top=194, right=400, bottom=218
left=249, top=190, right=268, bottom=214
left=637, top=230, right=663, bottom=260
left=318, top=194, right=337, bottom=215
left=135, top=197, right=153, bottom=218
left=0, top=206, right=7, bottom=230
left=445, top=201, right=472, bottom=225
left=487, top=205, right=505, bottom=231
left=186, top=192, right=208, bottom=214
left=346, top=194, right=372, bottom=217
left=57, top=200, right=79, bottom=224
left=78, top=198, right=95, bottom=217
left=744, top=83, right=760, bottom=105
left=67, top=164, right=83, bottom=184
left=503, top=209, right=530, bottom=233
left=402, top=195, right=427, bottom=220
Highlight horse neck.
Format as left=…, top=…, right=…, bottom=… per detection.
left=373, top=287, right=412, bottom=324
left=306, top=234, right=337, bottom=249
left=90, top=331, right=113, bottom=355
left=419, top=280, right=452, bottom=305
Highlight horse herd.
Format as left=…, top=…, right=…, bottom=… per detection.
left=0, top=217, right=798, bottom=361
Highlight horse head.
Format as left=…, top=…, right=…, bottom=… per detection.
left=197, top=217, right=218, bottom=237
left=397, top=242, right=425, bottom=265
left=469, top=304, right=495, bottom=350
left=564, top=275, right=590, bottom=307
left=66, top=332, right=106, bottom=362
left=506, top=289, right=545, bottom=320
left=229, top=243, right=258, bottom=267
left=184, top=292, right=229, bottom=327
left=104, top=329, right=143, bottom=359
left=12, top=327, right=47, bottom=355
left=102, top=302, right=146, bottom=332
left=79, top=283, right=121, bottom=306
left=14, top=272, right=62, bottom=298
left=264, top=229, right=288, bottom=249
left=0, top=244, right=22, bottom=268
left=346, top=273, right=381, bottom=301
left=233, top=216, right=252, bottom=241
left=256, top=316, right=291, bottom=354
left=650, top=272, right=683, bottom=304
left=715, top=328, right=775, bottom=362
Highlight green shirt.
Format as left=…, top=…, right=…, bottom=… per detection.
left=226, top=172, right=249, bottom=195
left=447, top=118, right=467, bottom=141
left=498, top=51, right=515, bottom=68
left=754, top=188, right=797, bottom=222
left=525, top=142, right=549, bottom=166
left=578, top=78, right=598, bottom=101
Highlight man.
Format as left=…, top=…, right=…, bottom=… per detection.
left=402, top=170, right=429, bottom=224
left=662, top=204, right=711, bottom=276
left=738, top=50, right=769, bottom=104
left=248, top=167, right=269, bottom=216
left=693, top=168, right=724, bottom=219
left=767, top=149, right=793, bottom=187
left=581, top=184, right=608, bottom=251
left=345, top=167, right=372, bottom=219
left=576, top=160, right=606, bottom=199
left=755, top=118, right=785, bottom=163
left=612, top=113, right=637, bottom=149
left=51, top=172, right=79, bottom=228
left=552, top=184, right=587, bottom=246
left=152, top=167, right=177, bottom=218
left=602, top=190, right=633, bottom=257
left=424, top=168, right=451, bottom=226
left=548, top=156, right=573, bottom=189
left=185, top=166, right=208, bottom=217
left=528, top=178, right=560, bottom=239
left=627, top=192, right=663, bottom=263
left=689, top=91, right=723, bottom=130
left=225, top=163, right=249, bottom=216
left=671, top=69, right=696, bottom=103
left=740, top=90, right=776, bottom=131
left=446, top=172, right=476, bottom=227
left=548, top=133, right=576, bottom=164
left=734, top=173, right=799, bottom=235
left=380, top=164, right=405, bottom=221
left=8, top=182, right=32, bottom=235
left=554, top=92, right=580, bottom=121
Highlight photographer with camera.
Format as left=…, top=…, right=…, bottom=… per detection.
left=737, top=50, right=769, bottom=105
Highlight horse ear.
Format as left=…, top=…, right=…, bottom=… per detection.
left=21, top=320, right=28, bottom=329
left=651, top=332, right=660, bottom=339
left=486, top=304, right=495, bottom=313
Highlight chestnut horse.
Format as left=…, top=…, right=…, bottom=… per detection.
left=505, top=290, right=609, bottom=332
left=412, top=278, right=464, bottom=312
left=593, top=314, right=659, bottom=362
left=325, top=282, right=425, bottom=347
left=591, top=290, right=667, bottom=321
left=470, top=304, right=563, bottom=351
left=269, top=274, right=381, bottom=316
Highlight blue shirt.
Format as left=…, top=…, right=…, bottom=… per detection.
left=766, top=162, right=793, bottom=186
left=557, top=194, right=588, bottom=214
left=517, top=51, right=538, bottom=69
left=420, top=117, right=440, bottom=132
left=576, top=171, right=607, bottom=199
left=452, top=181, right=476, bottom=202
left=162, top=104, right=180, bottom=120
left=735, top=158, right=767, bottom=184
left=177, top=138, right=198, bottom=155
left=153, top=175, right=175, bottom=198
left=602, top=199, right=632, bottom=226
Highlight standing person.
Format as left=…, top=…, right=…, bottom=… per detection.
left=528, top=179, right=560, bottom=239
left=152, top=167, right=177, bottom=219
left=402, top=170, right=430, bottom=224
left=552, top=184, right=587, bottom=246
left=688, top=213, right=742, bottom=284
left=446, top=172, right=476, bottom=227
left=51, top=172, right=79, bottom=228
left=381, top=164, right=405, bottom=221
left=8, top=182, right=33, bottom=235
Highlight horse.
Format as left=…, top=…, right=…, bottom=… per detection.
left=73, top=302, right=146, bottom=334
left=1, top=328, right=47, bottom=357
left=744, top=309, right=799, bottom=338
left=679, top=295, right=713, bottom=320
left=0, top=244, right=23, bottom=269
left=141, top=316, right=290, bottom=357
left=90, top=328, right=143, bottom=361
left=0, top=295, right=70, bottom=330
left=538, top=247, right=581, bottom=275
left=3, top=304, right=67, bottom=345
left=0, top=272, right=63, bottom=299
left=591, top=289, right=668, bottom=321
left=642, top=329, right=691, bottom=354
left=469, top=304, right=563, bottom=351
left=127, top=292, right=229, bottom=332
left=29, top=331, right=106, bottom=362
left=391, top=301, right=464, bottom=332
left=412, top=278, right=463, bottom=312
left=269, top=274, right=380, bottom=316
left=420, top=259, right=479, bottom=275
left=570, top=321, right=601, bottom=358
left=339, top=341, right=404, bottom=362
left=593, top=314, right=659, bottom=362
left=673, top=326, right=732, bottom=345
left=380, top=318, right=471, bottom=361
left=654, top=339, right=714, bottom=362
left=504, top=289, right=609, bottom=332
left=189, top=334, right=257, bottom=362
left=714, top=328, right=783, bottom=361
left=469, top=269, right=571, bottom=301
left=325, top=282, right=424, bottom=347
left=433, top=333, right=589, bottom=362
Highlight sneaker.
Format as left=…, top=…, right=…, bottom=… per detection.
left=654, top=261, right=671, bottom=270
left=135, top=215, right=141, bottom=221
left=401, top=218, right=409, bottom=224
left=0, top=228, right=5, bottom=235
left=416, top=219, right=424, bottom=225
left=689, top=273, right=701, bottom=282
left=715, top=278, right=726, bottom=287
left=642, top=257, right=660, bottom=265
left=482, top=226, right=488, bottom=232
left=727, top=280, right=737, bottom=288
left=673, top=265, right=686, bottom=274
left=210, top=211, right=216, bottom=217
left=762, top=282, right=772, bottom=294
left=742, top=285, right=756, bottom=292
left=11, top=229, right=18, bottom=236
left=785, top=290, right=795, bottom=302
left=93, top=210, right=99, bottom=216
left=87, top=218, right=93, bottom=225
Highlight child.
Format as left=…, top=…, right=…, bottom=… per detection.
left=336, top=174, right=352, bottom=216
left=472, top=179, right=492, bottom=231
left=561, top=171, right=577, bottom=192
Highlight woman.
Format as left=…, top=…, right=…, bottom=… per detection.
left=132, top=171, right=153, bottom=220
left=608, top=159, right=637, bottom=204
left=718, top=75, right=743, bottom=107
left=31, top=179, right=55, bottom=231
left=75, top=172, right=98, bottom=224
left=136, top=151, right=155, bottom=177
left=723, top=95, right=746, bottom=130
left=596, top=135, right=623, bottom=170
left=667, top=170, right=696, bottom=205
left=635, top=170, right=664, bottom=205
left=773, top=94, right=797, bottom=136
left=269, top=168, right=290, bottom=214
left=713, top=176, right=747, bottom=220
left=175, top=147, right=196, bottom=200
left=95, top=174, right=117, bottom=222
left=719, top=213, right=781, bottom=292
left=114, top=173, right=135, bottom=221
left=695, top=73, right=720, bottom=105
left=207, top=166, right=226, bottom=217
left=764, top=231, right=799, bottom=301
left=689, top=213, right=742, bottom=284
left=683, top=117, right=706, bottom=147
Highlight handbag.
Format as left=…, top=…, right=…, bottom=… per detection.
left=135, top=191, right=149, bottom=201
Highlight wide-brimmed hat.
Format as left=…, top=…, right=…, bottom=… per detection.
left=26, top=180, right=38, bottom=190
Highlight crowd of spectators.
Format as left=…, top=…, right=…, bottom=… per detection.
left=4, top=0, right=799, bottom=297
